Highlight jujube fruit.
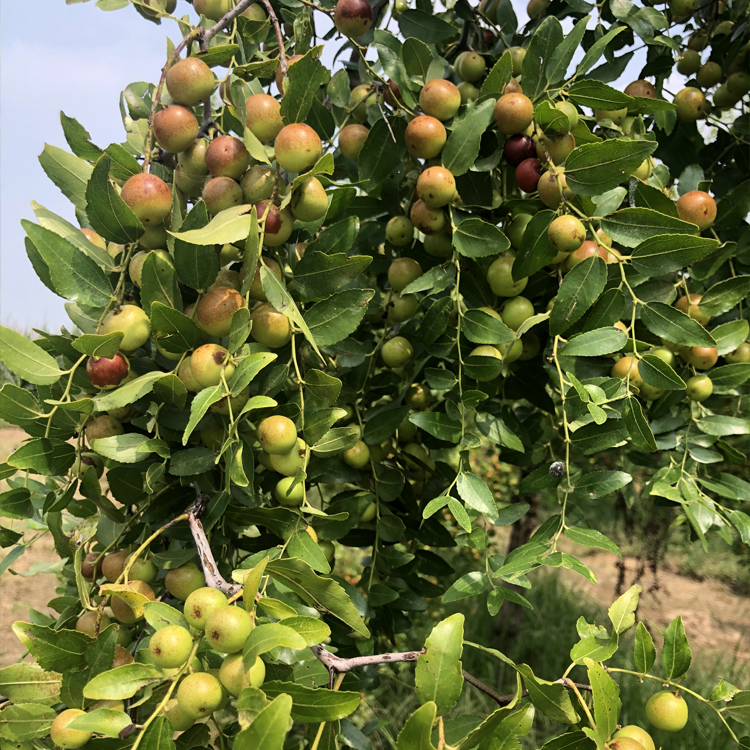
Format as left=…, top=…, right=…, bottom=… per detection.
left=76, top=610, right=111, bottom=637
left=203, top=176, right=243, bottom=215
left=676, top=190, right=716, bottom=231
left=100, top=304, right=151, bottom=352
left=205, top=605, right=253, bottom=653
left=674, top=293, right=710, bottom=325
left=457, top=81, right=478, bottom=103
left=349, top=85, right=377, bottom=121
left=102, top=550, right=129, bottom=583
left=424, top=232, right=453, bottom=257
left=611, top=356, right=644, bottom=388
left=685, top=374, right=713, bottom=401
left=184, top=587, right=229, bottom=630
left=420, top=78, right=461, bottom=121
left=405, top=116, right=447, bottom=159
left=548, top=215, right=585, bottom=253
left=255, top=200, right=294, bottom=246
left=258, top=415, right=298, bottom=455
left=608, top=739, right=646, bottom=750
left=388, top=293, right=418, bottom=323
left=165, top=562, right=206, bottom=601
left=726, top=342, right=750, bottom=363
left=382, top=336, right=413, bottom=367
left=270, top=437, right=306, bottom=476
left=669, top=0, right=698, bottom=20
left=494, top=93, right=534, bottom=135
left=153, top=105, right=199, bottom=154
left=194, top=0, right=232, bottom=21
left=537, top=170, right=574, bottom=208
left=624, top=79, right=657, bottom=100
left=291, top=176, right=329, bottom=222
left=696, top=62, right=723, bottom=89
left=87, top=352, right=129, bottom=390
left=416, top=167, right=456, bottom=208
left=276, top=476, right=305, bottom=506
left=176, top=672, right=224, bottom=719
left=206, top=135, right=250, bottom=180
left=487, top=256, right=528, bottom=297
left=166, top=56, right=215, bottom=106
left=389, top=257, right=422, bottom=292
left=110, top=580, right=154, bottom=625
left=676, top=49, right=701, bottom=75
left=164, top=699, right=195, bottom=732
left=515, top=158, right=543, bottom=193
left=613, top=725, right=655, bottom=750
left=501, top=296, right=534, bottom=331
left=334, top=0, right=373, bottom=37
left=506, top=214, right=532, bottom=249
left=339, top=123, right=369, bottom=161
left=149, top=625, right=194, bottom=669
left=536, top=133, right=575, bottom=164
left=410, top=199, right=445, bottom=234
left=455, top=51, right=486, bottom=82
left=594, top=107, right=628, bottom=125
left=385, top=216, right=414, bottom=246
left=343, top=440, right=371, bottom=469
left=406, top=383, right=432, bottom=409
left=248, top=257, right=283, bottom=301
left=503, top=135, right=536, bottom=167
left=50, top=709, right=92, bottom=749
left=245, top=93, right=284, bottom=143
left=191, top=344, right=235, bottom=387
left=241, top=165, right=275, bottom=203
left=645, top=690, right=689, bottom=732
left=195, top=286, right=245, bottom=338
left=685, top=346, right=718, bottom=370
left=275, top=123, right=323, bottom=173
left=128, top=555, right=157, bottom=583
left=121, top=173, right=172, bottom=226
left=250, top=303, right=292, bottom=348
left=113, top=645, right=134, bottom=668
left=674, top=87, right=706, bottom=122
left=219, top=653, right=266, bottom=696
left=179, top=138, right=209, bottom=176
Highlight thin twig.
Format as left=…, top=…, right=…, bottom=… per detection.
left=201, top=0, right=257, bottom=48
left=260, top=0, right=288, bottom=80
left=462, top=669, right=510, bottom=705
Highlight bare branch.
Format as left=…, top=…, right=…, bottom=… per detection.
left=312, top=644, right=425, bottom=688
left=259, top=0, right=288, bottom=80
left=201, top=0, right=257, bottom=49
left=462, top=669, right=511, bottom=705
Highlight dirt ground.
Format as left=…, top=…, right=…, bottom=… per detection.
left=1, top=426, right=749, bottom=670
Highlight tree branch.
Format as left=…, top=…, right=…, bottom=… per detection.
left=201, top=0, right=256, bottom=49
left=259, top=0, right=288, bottom=80
left=462, top=669, right=511, bottom=705
left=312, top=644, right=425, bottom=687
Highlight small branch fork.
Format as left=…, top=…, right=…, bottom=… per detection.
left=312, top=645, right=425, bottom=688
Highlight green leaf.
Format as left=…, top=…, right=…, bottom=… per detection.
left=0, top=327, right=63, bottom=386
left=723, top=692, right=750, bottom=726
left=294, top=252, right=372, bottom=300
left=442, top=99, right=496, bottom=177
left=634, top=622, right=656, bottom=674
left=547, top=15, right=590, bottom=84
left=516, top=664, right=579, bottom=723
left=480, top=51, right=513, bottom=99
left=695, top=415, right=750, bottom=437
left=641, top=302, right=715, bottom=347
left=699, top=276, right=750, bottom=317
left=8, top=439, right=74, bottom=476
left=234, top=693, right=292, bottom=750
left=575, top=25, right=627, bottom=76
left=456, top=473, right=497, bottom=517
left=305, top=407, right=348, bottom=447
left=639, top=353, right=686, bottom=390
left=562, top=328, right=628, bottom=357
left=662, top=616, right=692, bottom=680
left=71, top=332, right=123, bottom=358
left=85, top=154, right=144, bottom=244
left=0, top=663, right=61, bottom=706
left=565, top=527, right=621, bottom=556
left=0, top=703, right=56, bottom=741
left=263, top=681, right=360, bottom=722
left=137, top=715, right=175, bottom=750
left=150, top=302, right=202, bottom=354
left=306, top=217, right=360, bottom=256
left=304, top=289, right=374, bottom=347
left=266, top=558, right=370, bottom=638
left=67, top=709, right=133, bottom=738
left=514, top=210, right=558, bottom=279
left=22, top=221, right=113, bottom=308
left=92, top=371, right=165, bottom=412
left=243, top=623, right=307, bottom=669
left=83, top=663, right=163, bottom=700
left=415, top=614, right=464, bottom=716
left=401, top=37, right=433, bottom=81
left=564, top=140, right=658, bottom=196
left=601, top=209, right=699, bottom=249
left=170, top=205, right=253, bottom=246
left=358, top=118, right=407, bottom=191
left=715, top=178, right=750, bottom=228
left=409, top=412, right=462, bottom=443
left=363, top=404, right=409, bottom=445
left=522, top=16, right=564, bottom=100
left=608, top=584, right=641, bottom=635
left=549, top=257, right=607, bottom=336
left=304, top=369, right=342, bottom=407
left=454, top=217, right=510, bottom=258
left=141, top=250, right=181, bottom=315
left=568, top=79, right=633, bottom=110
left=455, top=705, right=525, bottom=750
left=11, top=623, right=89, bottom=672
left=622, top=396, right=657, bottom=452
left=462, top=309, right=515, bottom=346
left=279, top=616, right=331, bottom=647
left=105, top=143, right=141, bottom=181
left=38, top=143, right=93, bottom=209
left=60, top=112, right=103, bottom=161
left=288, top=529, right=331, bottom=574
left=442, top=572, right=488, bottom=603
left=630, top=234, right=719, bottom=276
left=584, top=658, right=621, bottom=743
left=397, top=702, right=438, bottom=750
left=173, top=202, right=219, bottom=291
left=397, top=10, right=458, bottom=43
left=280, top=47, right=330, bottom=125
left=142, top=601, right=189, bottom=631
left=91, top=433, right=163, bottom=463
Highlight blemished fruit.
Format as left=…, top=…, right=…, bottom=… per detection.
left=494, top=93, right=534, bottom=135
left=191, top=344, right=235, bottom=387
left=258, top=415, right=298, bottom=455
left=334, top=0, right=373, bottom=37
left=270, top=438, right=306, bottom=476
left=608, top=739, right=647, bottom=750
left=389, top=257, right=422, bottom=292
left=250, top=303, right=292, bottom=348
left=382, top=336, right=413, bottom=367
left=686, top=346, right=718, bottom=370
left=87, top=352, right=129, bottom=389
left=388, top=293, right=418, bottom=323
left=121, top=173, right=172, bottom=226
left=674, top=87, right=706, bottom=122
left=410, top=199, right=445, bottom=234
left=206, top=135, right=250, bottom=180
left=417, top=167, right=456, bottom=208
left=195, top=286, right=245, bottom=338
left=149, top=625, right=194, bottom=669
left=245, top=93, right=284, bottom=143
left=165, top=562, right=206, bottom=601
left=339, top=124, right=369, bottom=161
left=76, top=611, right=112, bottom=637
left=685, top=374, right=713, bottom=401
left=166, top=56, right=215, bottom=106
left=405, top=115, right=447, bottom=159
left=645, top=690, right=689, bottom=732
left=164, top=698, right=196, bottom=732
left=613, top=726, right=655, bottom=750
left=275, top=123, right=323, bottom=173
left=291, top=176, right=328, bottom=222
left=611, top=356, right=644, bottom=388
left=219, top=653, right=266, bottom=696
left=455, top=51, right=486, bottom=82
left=102, top=550, right=129, bottom=583
left=501, top=296, right=534, bottom=331
left=205, top=605, right=253, bottom=653
left=113, top=645, right=134, bottom=668
left=548, top=215, right=585, bottom=253
left=184, top=587, right=229, bottom=630
left=624, top=80, right=657, bottom=100
left=487, top=256, right=528, bottom=297
left=153, top=105, right=199, bottom=153
left=420, top=78, right=461, bottom=121
left=276, top=476, right=305, bottom=506
left=538, top=170, right=574, bottom=208
left=343, top=440, right=370, bottom=469
left=675, top=293, right=710, bottom=326
left=255, top=200, right=294, bottom=247
left=726, top=342, right=750, bottom=363
left=503, top=135, right=537, bottom=167
left=515, top=158, right=543, bottom=193
left=100, top=305, right=151, bottom=352
left=676, top=190, right=717, bottom=231
left=203, top=176, right=243, bottom=215
left=176, top=672, right=225, bottom=719
left=50, top=708, right=92, bottom=749
left=386, top=216, right=415, bottom=246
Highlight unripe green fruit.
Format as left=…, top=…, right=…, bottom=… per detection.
left=676, top=49, right=701, bottom=76
left=129, top=249, right=172, bottom=288
left=102, top=550, right=129, bottom=583
left=536, top=133, right=576, bottom=164
left=455, top=51, right=486, bottom=82
left=121, top=173, right=172, bottom=226
left=527, top=0, right=549, bottom=19
left=397, top=415, right=418, bottom=442
left=245, top=93, right=284, bottom=143
left=76, top=610, right=112, bottom=637
left=494, top=93, right=534, bottom=135
left=406, top=382, right=432, bottom=409
left=686, top=346, right=718, bottom=370
left=165, top=562, right=206, bottom=601
left=343, top=440, right=370, bottom=469
left=241, top=2, right=267, bottom=20
left=179, top=139, right=209, bottom=176
left=167, top=56, right=215, bottom=106
left=687, top=31, right=709, bottom=51
left=726, top=342, right=750, bottom=363
left=176, top=672, right=224, bottom=719
left=338, top=123, right=369, bottom=161
left=405, top=115, right=447, bottom=159
left=200, top=421, right=225, bottom=452
left=175, top=166, right=205, bottom=198
left=348, top=85, right=378, bottom=121
left=128, top=555, right=157, bottom=583
left=507, top=47, right=526, bottom=76
left=334, top=0, right=373, bottom=38
left=555, top=100, right=579, bottom=130
left=50, top=709, right=92, bottom=749
left=164, top=698, right=196, bottom=732
left=184, top=587, right=229, bottom=630
left=696, top=62, right=723, bottom=89
left=519, top=334, right=540, bottom=360
left=191, top=344, right=235, bottom=388
left=72, top=454, right=104, bottom=480
left=675, top=293, right=710, bottom=325
left=639, top=382, right=664, bottom=401
left=206, top=135, right=250, bottom=181
left=291, top=176, right=328, bottom=222
left=194, top=0, right=232, bottom=21
left=420, top=78, right=461, bottom=121
left=537, top=170, right=574, bottom=208
left=241, top=165, right=275, bottom=203
left=205, top=605, right=253, bottom=653
left=178, top=358, right=202, bottom=392
left=424, top=232, right=453, bottom=257
left=138, top=223, right=169, bottom=250
left=360, top=501, right=377, bottom=523
left=270, top=437, right=306, bottom=476
left=319, top=540, right=336, bottom=562
left=388, top=257, right=422, bottom=292
left=500, top=296, right=534, bottom=331
left=487, top=256, right=528, bottom=297
left=674, top=87, right=706, bottom=122
left=410, top=199, right=445, bottom=234
left=203, top=176, right=243, bottom=215
left=386, top=216, right=415, bottom=246
left=614, top=726, right=655, bottom=750
left=258, top=415, right=298, bottom=455
left=276, top=476, right=305, bottom=506
left=196, top=286, right=245, bottom=338
left=219, top=653, right=266, bottom=696
left=712, top=84, right=740, bottom=110
left=149, top=625, right=194, bottom=669
left=153, top=105, right=199, bottom=154
left=468, top=345, right=503, bottom=381
left=417, top=167, right=456, bottom=208
left=669, top=0, right=698, bottom=20
left=594, top=107, right=628, bottom=125
left=250, top=303, right=292, bottom=348
left=631, top=159, right=652, bottom=181
left=650, top=347, right=676, bottom=367
left=388, top=293, right=418, bottom=323
left=100, top=304, right=150, bottom=352
left=86, top=415, right=124, bottom=442
left=645, top=690, right=689, bottom=732
left=275, top=123, right=323, bottom=173
left=506, top=214, right=532, bottom=250
left=727, top=71, right=750, bottom=97
left=676, top=190, right=716, bottom=231
left=611, top=355, right=644, bottom=388
left=457, top=81, right=479, bottom=104
left=382, top=336, right=413, bottom=367
left=402, top=442, right=435, bottom=472
left=499, top=338, right=523, bottom=364
left=685, top=374, right=713, bottom=401
left=548, top=215, right=585, bottom=254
